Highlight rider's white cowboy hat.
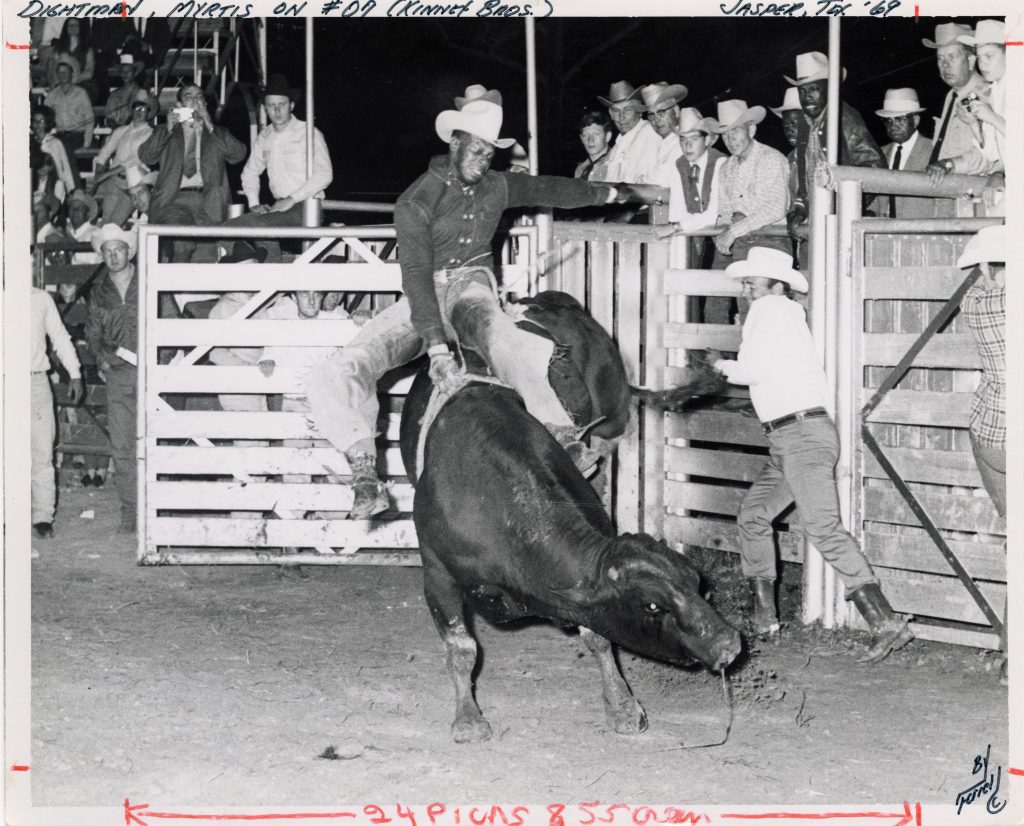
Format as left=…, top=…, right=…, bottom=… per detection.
left=435, top=97, right=516, bottom=149
left=957, top=225, right=1006, bottom=268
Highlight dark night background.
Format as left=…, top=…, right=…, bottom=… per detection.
left=226, top=16, right=988, bottom=201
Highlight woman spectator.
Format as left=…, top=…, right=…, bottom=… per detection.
left=48, top=19, right=97, bottom=102
left=31, top=105, right=77, bottom=197
left=93, top=89, right=158, bottom=227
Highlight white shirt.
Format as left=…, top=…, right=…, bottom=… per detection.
left=32, top=287, right=81, bottom=379
left=259, top=297, right=350, bottom=399
left=604, top=120, right=662, bottom=184
left=887, top=129, right=920, bottom=170
left=242, top=117, right=333, bottom=207
left=667, top=151, right=721, bottom=228
left=96, top=121, right=154, bottom=179
left=70, top=221, right=102, bottom=264
left=716, top=294, right=828, bottom=423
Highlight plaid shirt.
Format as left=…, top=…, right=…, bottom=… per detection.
left=716, top=139, right=789, bottom=238
left=960, top=281, right=1005, bottom=446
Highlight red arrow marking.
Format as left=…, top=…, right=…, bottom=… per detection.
left=125, top=800, right=358, bottom=826
left=10, top=764, right=30, bottom=772
left=721, top=801, right=916, bottom=825
left=1009, top=767, right=1024, bottom=776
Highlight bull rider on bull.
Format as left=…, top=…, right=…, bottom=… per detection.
left=713, top=246, right=915, bottom=663
left=307, top=87, right=642, bottom=519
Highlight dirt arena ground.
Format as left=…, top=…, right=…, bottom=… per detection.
left=29, top=484, right=1009, bottom=809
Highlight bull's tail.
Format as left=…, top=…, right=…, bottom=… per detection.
left=632, top=348, right=727, bottom=411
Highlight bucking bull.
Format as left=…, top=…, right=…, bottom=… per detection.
left=399, top=291, right=741, bottom=743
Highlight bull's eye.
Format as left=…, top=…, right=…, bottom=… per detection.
left=644, top=602, right=661, bottom=615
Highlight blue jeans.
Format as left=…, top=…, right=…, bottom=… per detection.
left=305, top=268, right=570, bottom=457
left=738, top=415, right=876, bottom=596
left=969, top=430, right=1006, bottom=518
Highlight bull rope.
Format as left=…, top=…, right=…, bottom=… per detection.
left=415, top=375, right=512, bottom=482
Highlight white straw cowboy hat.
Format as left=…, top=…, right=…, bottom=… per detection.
left=118, top=51, right=146, bottom=75
left=770, top=86, right=802, bottom=117
left=875, top=88, right=926, bottom=118
left=640, top=82, right=688, bottom=113
left=673, top=107, right=718, bottom=145
left=726, top=247, right=809, bottom=293
left=67, top=189, right=100, bottom=224
left=959, top=19, right=1004, bottom=47
left=922, top=22, right=974, bottom=49
left=784, top=51, right=847, bottom=86
left=598, top=80, right=644, bottom=109
left=957, top=225, right=1006, bottom=268
left=455, top=84, right=503, bottom=109
left=435, top=98, right=516, bottom=149
left=706, top=99, right=766, bottom=133
left=91, top=222, right=138, bottom=258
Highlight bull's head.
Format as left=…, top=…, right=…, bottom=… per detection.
left=582, top=534, right=742, bottom=672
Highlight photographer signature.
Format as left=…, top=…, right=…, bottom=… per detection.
left=955, top=744, right=1007, bottom=816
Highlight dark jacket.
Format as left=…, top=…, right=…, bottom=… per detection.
left=395, top=156, right=612, bottom=345
left=85, top=268, right=138, bottom=371
left=138, top=122, right=247, bottom=225
left=791, top=102, right=885, bottom=213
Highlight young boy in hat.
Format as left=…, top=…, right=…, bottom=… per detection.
left=712, top=246, right=913, bottom=663
left=85, top=223, right=140, bottom=533
left=31, top=287, right=85, bottom=540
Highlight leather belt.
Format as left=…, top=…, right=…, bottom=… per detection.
left=762, top=406, right=828, bottom=435
left=179, top=186, right=203, bottom=192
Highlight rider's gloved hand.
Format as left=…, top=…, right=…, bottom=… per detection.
left=428, top=344, right=469, bottom=395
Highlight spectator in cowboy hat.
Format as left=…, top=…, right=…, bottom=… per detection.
left=785, top=51, right=884, bottom=244
left=956, top=224, right=1008, bottom=686
left=921, top=22, right=989, bottom=177
left=657, top=108, right=725, bottom=271
left=874, top=88, right=935, bottom=219
left=771, top=86, right=803, bottom=150
left=124, top=164, right=153, bottom=228
left=47, top=19, right=97, bottom=101
left=65, top=189, right=102, bottom=264
left=139, top=83, right=247, bottom=263
left=935, top=19, right=1007, bottom=208
left=712, top=246, right=914, bottom=663
left=705, top=99, right=790, bottom=323
left=44, top=54, right=94, bottom=173
left=641, top=81, right=689, bottom=176
left=85, top=223, right=140, bottom=533
left=94, top=88, right=159, bottom=227
left=599, top=80, right=662, bottom=185
left=104, top=51, right=148, bottom=127
left=305, top=85, right=641, bottom=518
left=221, top=73, right=333, bottom=263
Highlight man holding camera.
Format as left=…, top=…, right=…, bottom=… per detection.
left=138, top=83, right=247, bottom=262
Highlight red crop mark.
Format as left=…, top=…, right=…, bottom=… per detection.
left=914, top=4, right=918, bottom=21
left=5, top=42, right=31, bottom=50
left=121, top=0, right=128, bottom=15
left=10, top=764, right=30, bottom=772
left=1009, top=767, right=1024, bottom=776
left=125, top=800, right=359, bottom=826
left=1006, top=41, right=1024, bottom=46
left=721, top=801, right=916, bottom=825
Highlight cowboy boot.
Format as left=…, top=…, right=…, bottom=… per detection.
left=345, top=451, right=389, bottom=521
left=849, top=582, right=914, bottom=664
left=747, top=578, right=781, bottom=641
left=546, top=423, right=601, bottom=478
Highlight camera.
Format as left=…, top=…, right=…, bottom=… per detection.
left=173, top=106, right=194, bottom=122
left=962, top=92, right=980, bottom=104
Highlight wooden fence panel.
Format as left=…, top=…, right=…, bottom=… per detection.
left=856, top=226, right=1005, bottom=646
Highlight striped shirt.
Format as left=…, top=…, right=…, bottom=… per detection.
left=716, top=139, right=789, bottom=239
left=960, top=281, right=1005, bottom=446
